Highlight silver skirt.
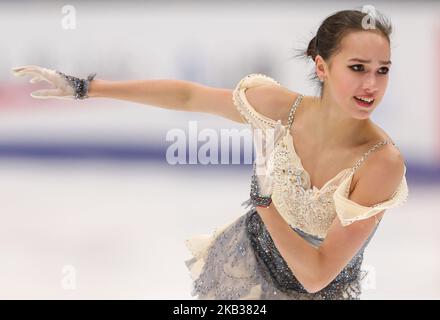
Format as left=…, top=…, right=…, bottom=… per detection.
left=185, top=209, right=375, bottom=300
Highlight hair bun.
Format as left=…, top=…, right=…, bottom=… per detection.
left=306, top=35, right=318, bottom=61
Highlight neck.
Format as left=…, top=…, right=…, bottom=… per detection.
left=310, top=91, right=371, bottom=149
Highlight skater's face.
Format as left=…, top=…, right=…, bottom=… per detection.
left=316, top=30, right=391, bottom=119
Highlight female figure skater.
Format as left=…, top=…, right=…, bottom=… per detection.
left=12, top=9, right=409, bottom=300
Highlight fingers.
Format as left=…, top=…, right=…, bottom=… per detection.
left=29, top=75, right=52, bottom=85
left=12, top=65, right=36, bottom=75
left=13, top=70, right=54, bottom=87
left=11, top=65, right=35, bottom=75
left=30, top=76, right=42, bottom=84
left=12, top=65, right=46, bottom=73
left=11, top=65, right=48, bottom=78
left=12, top=66, right=59, bottom=89
left=30, top=89, right=64, bottom=99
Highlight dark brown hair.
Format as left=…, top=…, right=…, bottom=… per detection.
left=293, top=8, right=392, bottom=96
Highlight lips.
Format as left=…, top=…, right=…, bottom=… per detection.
left=353, top=96, right=375, bottom=107
left=354, top=95, right=374, bottom=102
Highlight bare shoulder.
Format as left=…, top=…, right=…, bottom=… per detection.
left=362, top=143, right=405, bottom=181
left=244, top=84, right=301, bottom=124
left=360, top=121, right=406, bottom=166
left=351, top=128, right=405, bottom=206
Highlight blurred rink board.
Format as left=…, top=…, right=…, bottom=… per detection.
left=0, top=0, right=439, bottom=171
left=0, top=0, right=439, bottom=299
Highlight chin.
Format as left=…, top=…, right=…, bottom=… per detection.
left=352, top=109, right=373, bottom=120
left=349, top=99, right=376, bottom=119
left=357, top=114, right=371, bottom=120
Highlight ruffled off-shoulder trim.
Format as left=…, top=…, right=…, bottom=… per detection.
left=232, top=73, right=281, bottom=128
left=333, top=166, right=409, bottom=226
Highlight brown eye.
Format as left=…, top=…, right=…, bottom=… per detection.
left=349, top=65, right=364, bottom=72
left=378, top=67, right=389, bottom=75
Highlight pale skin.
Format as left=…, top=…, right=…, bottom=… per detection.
left=248, top=30, right=405, bottom=293
left=13, top=30, right=405, bottom=294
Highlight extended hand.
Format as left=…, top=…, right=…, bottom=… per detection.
left=11, top=65, right=96, bottom=100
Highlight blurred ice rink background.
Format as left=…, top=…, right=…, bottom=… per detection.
left=0, top=0, right=439, bottom=299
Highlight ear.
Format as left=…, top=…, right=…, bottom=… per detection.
left=314, top=55, right=327, bottom=81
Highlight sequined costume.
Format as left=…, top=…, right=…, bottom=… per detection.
left=184, top=74, right=409, bottom=300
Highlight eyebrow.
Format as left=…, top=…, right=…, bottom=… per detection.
left=348, top=58, right=392, bottom=65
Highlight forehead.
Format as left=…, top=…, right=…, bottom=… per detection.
left=336, top=31, right=390, bottom=62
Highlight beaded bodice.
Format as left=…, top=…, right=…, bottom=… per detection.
left=271, top=133, right=350, bottom=239
left=232, top=73, right=407, bottom=239
left=268, top=94, right=395, bottom=239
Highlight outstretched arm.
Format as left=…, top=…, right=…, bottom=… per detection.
left=11, top=65, right=247, bottom=123
left=88, top=78, right=192, bottom=111
left=89, top=79, right=246, bottom=124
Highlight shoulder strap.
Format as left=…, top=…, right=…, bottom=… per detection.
left=350, top=140, right=397, bottom=173
left=286, top=94, right=304, bottom=129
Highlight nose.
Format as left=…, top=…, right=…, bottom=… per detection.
left=363, top=72, right=379, bottom=93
